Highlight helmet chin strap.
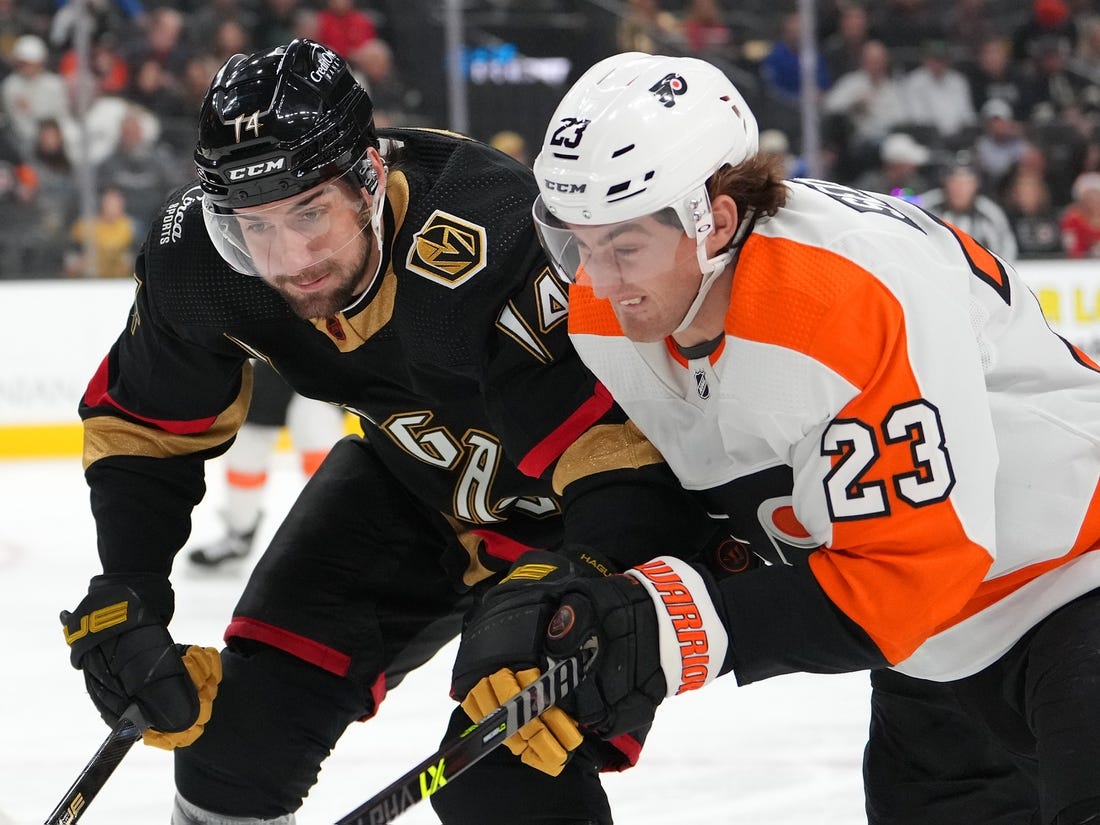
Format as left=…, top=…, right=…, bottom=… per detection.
left=346, top=164, right=388, bottom=310
left=673, top=205, right=756, bottom=335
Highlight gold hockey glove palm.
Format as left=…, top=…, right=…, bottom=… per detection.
left=142, top=645, right=222, bottom=749
left=461, top=667, right=584, bottom=776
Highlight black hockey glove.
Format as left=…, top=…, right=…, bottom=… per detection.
left=61, top=574, right=221, bottom=749
left=545, top=556, right=730, bottom=739
left=452, top=549, right=589, bottom=776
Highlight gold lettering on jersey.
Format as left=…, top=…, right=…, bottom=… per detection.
left=536, top=267, right=569, bottom=331
left=406, top=210, right=487, bottom=288
left=454, top=430, right=501, bottom=523
left=381, top=411, right=559, bottom=525
left=130, top=274, right=143, bottom=334
left=383, top=411, right=461, bottom=469
left=496, top=301, right=551, bottom=364
left=495, top=495, right=560, bottom=518
left=234, top=110, right=262, bottom=143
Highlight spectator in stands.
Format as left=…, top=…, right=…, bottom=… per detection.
left=254, top=0, right=300, bottom=49
left=188, top=0, right=259, bottom=58
left=0, top=0, right=46, bottom=78
left=25, top=117, right=76, bottom=276
left=121, top=7, right=191, bottom=79
left=1019, top=34, right=1096, bottom=122
left=317, top=0, right=376, bottom=60
left=179, top=54, right=221, bottom=119
left=1013, top=0, right=1078, bottom=63
left=58, top=32, right=129, bottom=97
left=823, top=39, right=907, bottom=166
left=853, top=130, right=933, bottom=198
left=127, top=57, right=187, bottom=124
left=903, top=39, right=979, bottom=145
left=63, top=77, right=160, bottom=167
left=974, top=97, right=1031, bottom=196
left=1072, top=15, right=1100, bottom=77
left=945, top=0, right=999, bottom=58
left=963, top=37, right=1029, bottom=119
left=868, top=0, right=945, bottom=66
left=1035, top=112, right=1091, bottom=211
left=1003, top=168, right=1065, bottom=259
left=758, top=127, right=809, bottom=178
left=211, top=18, right=253, bottom=65
left=1, top=34, right=69, bottom=159
left=1060, top=170, right=1100, bottom=257
left=760, top=11, right=830, bottom=104
left=65, top=185, right=135, bottom=279
left=0, top=130, right=39, bottom=278
left=48, top=0, right=144, bottom=60
left=489, top=130, right=529, bottom=166
left=616, top=0, right=681, bottom=55
left=920, top=159, right=1018, bottom=261
left=97, top=105, right=182, bottom=238
left=822, top=2, right=871, bottom=80
left=347, top=38, right=421, bottom=127
left=680, top=0, right=734, bottom=60
left=292, top=7, right=321, bottom=43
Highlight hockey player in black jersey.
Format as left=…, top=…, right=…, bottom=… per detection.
left=58, top=39, right=722, bottom=825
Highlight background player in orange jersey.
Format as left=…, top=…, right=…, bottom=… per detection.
left=454, top=53, right=1100, bottom=825
left=186, top=359, right=344, bottom=569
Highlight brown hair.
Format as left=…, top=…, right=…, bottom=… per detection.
left=651, top=152, right=790, bottom=234
left=708, top=152, right=789, bottom=220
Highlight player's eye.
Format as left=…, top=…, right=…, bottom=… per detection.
left=242, top=220, right=273, bottom=236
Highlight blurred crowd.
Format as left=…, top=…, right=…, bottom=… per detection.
left=2, top=0, right=1099, bottom=280
left=623, top=0, right=1100, bottom=261
left=0, top=0, right=425, bottom=278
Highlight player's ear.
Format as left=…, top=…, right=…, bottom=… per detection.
left=361, top=146, right=386, bottom=197
left=707, top=195, right=739, bottom=253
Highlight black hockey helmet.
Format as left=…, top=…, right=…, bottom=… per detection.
left=194, top=38, right=377, bottom=210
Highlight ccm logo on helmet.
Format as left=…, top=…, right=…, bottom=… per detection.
left=227, top=157, right=287, bottom=181
left=544, top=180, right=586, bottom=193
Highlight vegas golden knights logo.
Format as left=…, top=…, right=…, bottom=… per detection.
left=406, top=210, right=487, bottom=288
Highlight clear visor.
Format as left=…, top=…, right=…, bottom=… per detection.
left=532, top=189, right=713, bottom=290
left=202, top=163, right=380, bottom=279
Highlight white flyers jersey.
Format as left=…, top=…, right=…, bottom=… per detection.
left=569, top=179, right=1100, bottom=683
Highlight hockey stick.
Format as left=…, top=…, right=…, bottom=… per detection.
left=335, top=642, right=597, bottom=825
left=43, top=704, right=146, bottom=825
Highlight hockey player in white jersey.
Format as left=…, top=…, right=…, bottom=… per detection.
left=452, top=53, right=1100, bottom=825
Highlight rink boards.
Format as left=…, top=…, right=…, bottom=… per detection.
left=1, top=259, right=1098, bottom=459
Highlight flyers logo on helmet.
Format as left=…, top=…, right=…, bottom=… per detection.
left=648, top=73, right=688, bottom=108
left=406, top=210, right=487, bottom=288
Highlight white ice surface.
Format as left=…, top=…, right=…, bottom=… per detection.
left=0, top=454, right=871, bottom=824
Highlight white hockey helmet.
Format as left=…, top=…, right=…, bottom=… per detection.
left=532, top=52, right=758, bottom=231
left=532, top=53, right=759, bottom=332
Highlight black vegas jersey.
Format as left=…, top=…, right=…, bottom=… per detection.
left=80, top=128, right=708, bottom=586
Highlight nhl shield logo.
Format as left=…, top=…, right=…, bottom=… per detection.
left=407, top=209, right=487, bottom=288
left=649, top=73, right=688, bottom=107
left=694, top=369, right=710, bottom=399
